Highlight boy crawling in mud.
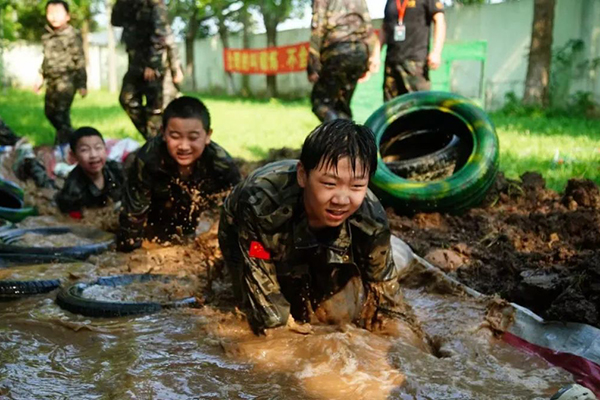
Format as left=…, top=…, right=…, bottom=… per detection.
left=56, top=127, right=124, bottom=216
left=219, top=120, right=427, bottom=346
left=117, top=96, right=241, bottom=252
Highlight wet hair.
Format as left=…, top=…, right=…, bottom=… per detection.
left=162, top=96, right=211, bottom=132
left=46, top=0, right=70, bottom=13
left=300, top=119, right=377, bottom=178
left=69, top=126, right=104, bottom=152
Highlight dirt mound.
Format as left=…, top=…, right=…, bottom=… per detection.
left=389, top=172, right=600, bottom=328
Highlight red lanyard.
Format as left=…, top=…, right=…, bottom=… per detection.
left=395, top=0, right=410, bottom=24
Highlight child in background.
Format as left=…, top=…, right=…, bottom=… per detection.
left=34, top=0, right=87, bottom=146
left=117, top=96, right=241, bottom=252
left=55, top=127, right=124, bottom=216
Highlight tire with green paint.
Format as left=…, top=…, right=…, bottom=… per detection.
left=0, top=179, right=37, bottom=222
left=366, top=91, right=499, bottom=213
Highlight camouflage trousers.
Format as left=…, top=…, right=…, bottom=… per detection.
left=45, top=76, right=76, bottom=145
left=311, top=42, right=369, bottom=122
left=119, top=68, right=164, bottom=140
left=383, top=59, right=431, bottom=102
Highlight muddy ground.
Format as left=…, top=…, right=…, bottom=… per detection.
left=389, top=172, right=600, bottom=329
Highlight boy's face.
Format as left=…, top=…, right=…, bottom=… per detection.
left=297, top=157, right=369, bottom=229
left=163, top=117, right=212, bottom=169
left=75, top=135, right=107, bottom=176
left=46, top=3, right=70, bottom=30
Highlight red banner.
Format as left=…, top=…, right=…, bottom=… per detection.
left=223, top=42, right=309, bottom=75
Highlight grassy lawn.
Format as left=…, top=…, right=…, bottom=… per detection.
left=0, top=88, right=599, bottom=191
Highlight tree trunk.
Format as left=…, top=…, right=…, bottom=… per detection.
left=186, top=11, right=198, bottom=91
left=265, top=19, right=278, bottom=98
left=241, top=4, right=251, bottom=97
left=523, top=0, right=556, bottom=107
left=218, top=16, right=236, bottom=95
left=105, top=0, right=118, bottom=93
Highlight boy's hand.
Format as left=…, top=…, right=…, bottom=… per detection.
left=79, top=88, right=88, bottom=98
left=144, top=67, right=157, bottom=82
left=173, top=67, right=184, bottom=85
left=286, top=315, right=313, bottom=335
left=307, top=72, right=319, bottom=84
left=33, top=75, right=44, bottom=94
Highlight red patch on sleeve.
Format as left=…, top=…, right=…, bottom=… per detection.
left=249, top=241, right=271, bottom=260
left=69, top=211, right=83, bottom=219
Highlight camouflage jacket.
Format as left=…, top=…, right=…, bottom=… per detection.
left=41, top=25, right=87, bottom=89
left=308, top=0, right=375, bottom=75
left=112, top=0, right=170, bottom=72
left=220, top=160, right=404, bottom=330
left=55, top=160, right=124, bottom=214
left=118, top=136, right=241, bottom=251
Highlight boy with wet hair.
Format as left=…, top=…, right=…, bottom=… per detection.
left=55, top=127, right=124, bottom=215
left=117, top=96, right=241, bottom=252
left=219, top=120, right=427, bottom=346
left=34, top=0, right=87, bottom=145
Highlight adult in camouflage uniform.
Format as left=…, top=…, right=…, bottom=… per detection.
left=308, top=0, right=378, bottom=122
left=112, top=0, right=174, bottom=139
left=219, top=120, right=427, bottom=344
left=35, top=1, right=87, bottom=145
left=381, top=0, right=446, bottom=100
left=118, top=135, right=241, bottom=252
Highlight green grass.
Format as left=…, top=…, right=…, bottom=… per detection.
left=0, top=88, right=599, bottom=192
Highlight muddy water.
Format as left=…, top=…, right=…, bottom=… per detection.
left=0, top=256, right=573, bottom=399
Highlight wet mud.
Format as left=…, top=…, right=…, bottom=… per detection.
left=389, top=172, right=600, bottom=328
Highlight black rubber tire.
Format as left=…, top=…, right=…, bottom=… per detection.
left=0, top=279, right=61, bottom=298
left=0, top=180, right=37, bottom=222
left=0, top=226, right=115, bottom=260
left=383, top=133, right=463, bottom=181
left=366, top=91, right=499, bottom=214
left=56, top=274, right=200, bottom=317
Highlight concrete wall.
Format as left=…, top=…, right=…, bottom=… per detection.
left=2, top=0, right=599, bottom=108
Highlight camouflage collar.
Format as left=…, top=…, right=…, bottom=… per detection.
left=292, top=209, right=352, bottom=253
left=45, top=24, right=72, bottom=35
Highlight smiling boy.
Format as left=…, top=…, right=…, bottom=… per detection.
left=117, top=96, right=241, bottom=252
left=219, top=120, right=427, bottom=344
left=55, top=127, right=124, bottom=215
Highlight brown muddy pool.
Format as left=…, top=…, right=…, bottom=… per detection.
left=0, top=270, right=573, bottom=399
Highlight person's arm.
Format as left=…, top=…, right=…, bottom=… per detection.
left=72, top=30, right=88, bottom=96
left=117, top=157, right=152, bottom=252
left=165, top=31, right=183, bottom=84
left=55, top=176, right=84, bottom=215
left=428, top=11, right=446, bottom=70
left=34, top=38, right=47, bottom=93
left=307, top=0, right=327, bottom=82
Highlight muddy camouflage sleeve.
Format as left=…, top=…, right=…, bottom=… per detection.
left=118, top=157, right=152, bottom=252
left=308, top=0, right=327, bottom=76
left=165, top=30, right=182, bottom=78
left=71, top=30, right=87, bottom=90
left=55, top=174, right=84, bottom=214
left=237, top=205, right=291, bottom=330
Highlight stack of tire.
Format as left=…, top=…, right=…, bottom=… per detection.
left=0, top=178, right=37, bottom=222
left=366, top=91, right=499, bottom=214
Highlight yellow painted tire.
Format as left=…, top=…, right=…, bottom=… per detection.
left=366, top=91, right=499, bottom=213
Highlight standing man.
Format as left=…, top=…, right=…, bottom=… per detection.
left=112, top=0, right=172, bottom=140
left=308, top=0, right=380, bottom=122
left=381, top=0, right=446, bottom=101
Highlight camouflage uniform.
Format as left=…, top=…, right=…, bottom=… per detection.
left=308, top=0, right=375, bottom=121
left=118, top=135, right=241, bottom=252
left=382, top=0, right=444, bottom=100
left=112, top=0, right=172, bottom=139
left=0, top=117, right=19, bottom=146
left=55, top=160, right=124, bottom=213
left=40, top=24, right=87, bottom=144
left=13, top=141, right=56, bottom=189
left=219, top=160, right=412, bottom=332
left=162, top=32, right=183, bottom=109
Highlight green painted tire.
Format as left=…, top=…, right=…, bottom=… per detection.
left=366, top=91, right=499, bottom=213
left=0, top=180, right=37, bottom=222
